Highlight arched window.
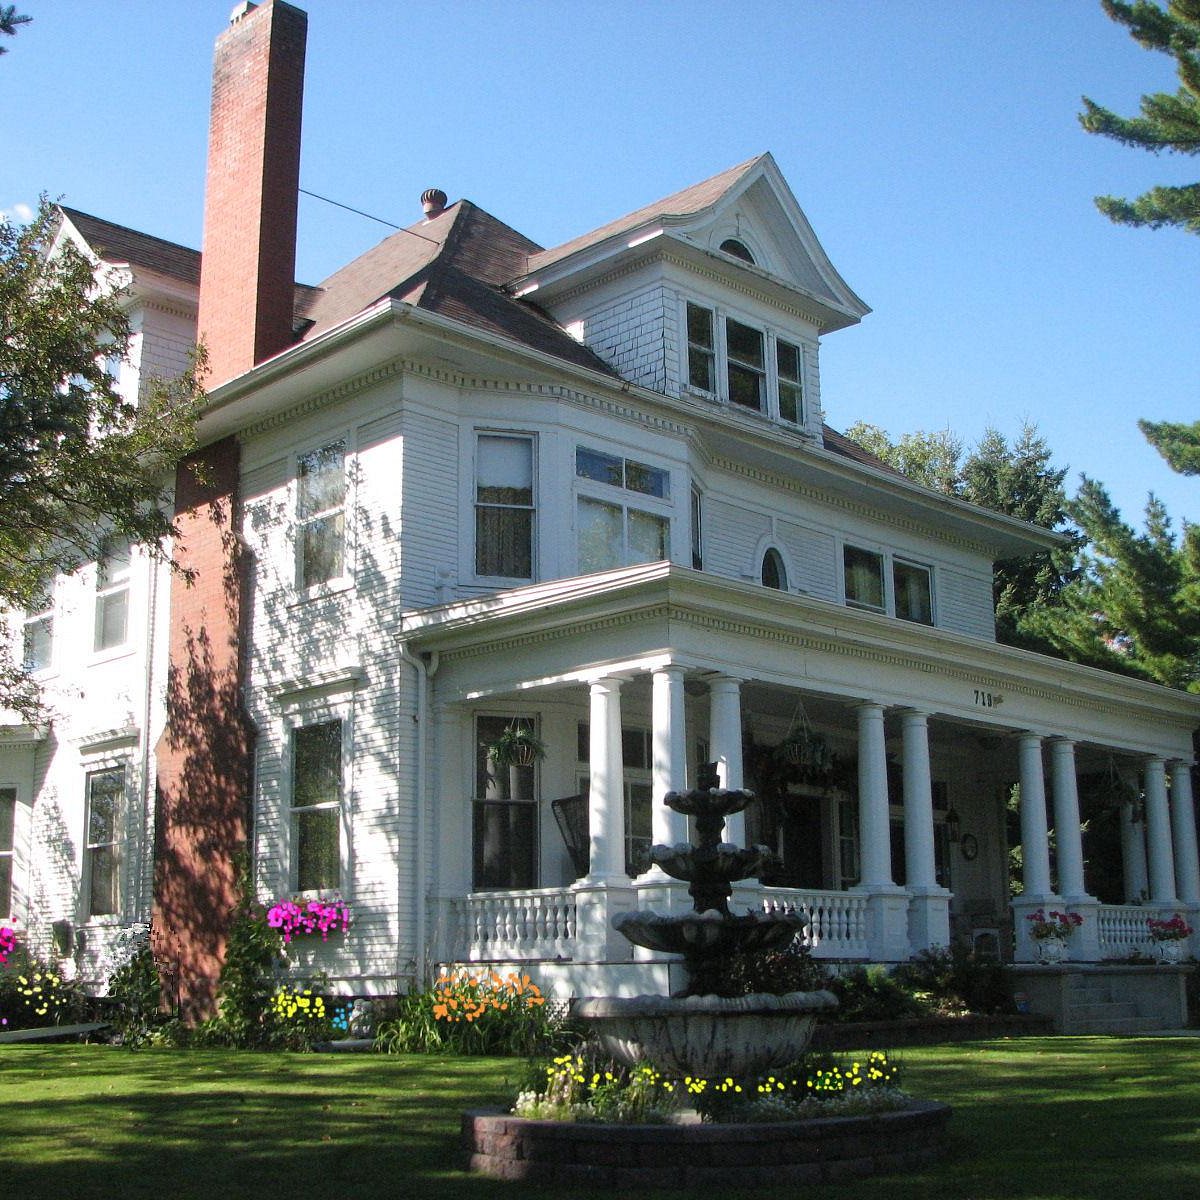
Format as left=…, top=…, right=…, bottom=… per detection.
left=761, top=548, right=787, bottom=590
left=719, top=238, right=755, bottom=264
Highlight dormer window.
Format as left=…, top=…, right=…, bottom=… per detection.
left=683, top=300, right=807, bottom=428
left=719, top=238, right=755, bottom=264
left=726, top=319, right=766, bottom=411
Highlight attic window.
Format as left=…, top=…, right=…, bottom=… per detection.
left=720, top=238, right=755, bottom=264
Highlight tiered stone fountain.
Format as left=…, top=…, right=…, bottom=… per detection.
left=574, top=764, right=836, bottom=1077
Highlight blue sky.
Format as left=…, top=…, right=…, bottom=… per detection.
left=4, top=1, right=1197, bottom=530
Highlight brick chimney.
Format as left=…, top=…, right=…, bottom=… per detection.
left=197, top=0, right=307, bottom=387
left=153, top=1, right=308, bottom=1023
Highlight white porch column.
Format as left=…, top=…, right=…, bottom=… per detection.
left=1144, top=757, right=1178, bottom=904
left=634, top=667, right=692, bottom=931
left=901, top=709, right=950, bottom=952
left=587, top=676, right=628, bottom=883
left=651, top=666, right=689, bottom=848
left=1120, top=796, right=1150, bottom=905
left=857, top=702, right=907, bottom=961
left=430, top=703, right=470, bottom=963
left=709, top=675, right=746, bottom=846
left=572, top=675, right=636, bottom=962
left=1048, top=739, right=1087, bottom=901
left=1017, top=734, right=1053, bottom=899
left=1169, top=760, right=1200, bottom=905
left=856, top=702, right=894, bottom=888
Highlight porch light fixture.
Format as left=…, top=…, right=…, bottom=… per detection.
left=944, top=805, right=961, bottom=844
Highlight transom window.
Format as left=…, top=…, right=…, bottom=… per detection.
left=684, top=301, right=806, bottom=426
left=297, top=440, right=346, bottom=589
left=85, top=767, right=127, bottom=917
left=0, top=786, right=15, bottom=917
left=475, top=434, right=534, bottom=580
left=291, top=720, right=343, bottom=892
left=94, top=538, right=131, bottom=652
left=575, top=446, right=671, bottom=574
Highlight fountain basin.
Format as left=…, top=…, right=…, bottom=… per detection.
left=573, top=990, right=837, bottom=1078
left=614, top=908, right=804, bottom=958
left=649, top=841, right=775, bottom=882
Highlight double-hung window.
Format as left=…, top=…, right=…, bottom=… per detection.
left=726, top=318, right=766, bottom=411
left=0, top=787, right=15, bottom=918
left=576, top=447, right=670, bottom=574
left=94, top=538, right=131, bottom=652
left=475, top=434, right=534, bottom=580
left=85, top=767, right=127, bottom=917
left=843, top=544, right=935, bottom=624
left=291, top=719, right=344, bottom=892
left=776, top=339, right=804, bottom=424
left=686, top=303, right=716, bottom=393
left=23, top=589, right=53, bottom=671
left=297, top=440, right=347, bottom=590
left=474, top=714, right=538, bottom=890
left=893, top=559, right=933, bottom=625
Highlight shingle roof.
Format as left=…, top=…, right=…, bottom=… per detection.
left=821, top=424, right=906, bottom=476
left=299, top=200, right=616, bottom=375
left=59, top=206, right=201, bottom=286
left=522, top=155, right=767, bottom=276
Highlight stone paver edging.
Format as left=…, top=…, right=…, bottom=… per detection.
left=464, top=1099, right=952, bottom=1187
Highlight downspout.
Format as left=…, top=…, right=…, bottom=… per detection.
left=398, top=637, right=439, bottom=988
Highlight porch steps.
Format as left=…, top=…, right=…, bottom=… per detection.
left=1063, top=975, right=1167, bottom=1035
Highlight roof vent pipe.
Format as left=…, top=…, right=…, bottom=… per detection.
left=421, top=188, right=448, bottom=219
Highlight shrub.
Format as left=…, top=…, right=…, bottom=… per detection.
left=0, top=945, right=85, bottom=1030
left=827, top=965, right=929, bottom=1023
left=710, top=942, right=832, bottom=997
left=106, top=945, right=169, bottom=1046
left=893, top=943, right=1016, bottom=1016
left=375, top=970, right=565, bottom=1057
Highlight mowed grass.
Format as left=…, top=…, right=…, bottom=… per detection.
left=2, top=1037, right=1198, bottom=1200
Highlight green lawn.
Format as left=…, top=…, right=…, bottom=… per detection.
left=1, top=1037, right=1197, bottom=1199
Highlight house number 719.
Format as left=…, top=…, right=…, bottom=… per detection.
left=973, top=689, right=1002, bottom=708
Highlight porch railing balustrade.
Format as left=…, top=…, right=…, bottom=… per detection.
left=449, top=887, right=577, bottom=961
left=760, top=888, right=871, bottom=959
left=1095, top=902, right=1173, bottom=959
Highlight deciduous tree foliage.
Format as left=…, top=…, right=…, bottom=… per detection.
left=845, top=421, right=1081, bottom=648
left=1080, top=0, right=1200, bottom=234
left=0, top=198, right=202, bottom=716
left=0, top=6, right=31, bottom=55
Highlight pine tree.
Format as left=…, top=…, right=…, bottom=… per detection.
left=1026, top=480, right=1200, bottom=690
left=1137, top=416, right=1200, bottom=473
left=844, top=421, right=1080, bottom=647
left=1079, top=0, right=1200, bottom=234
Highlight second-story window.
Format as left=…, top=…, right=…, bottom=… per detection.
left=94, top=538, right=131, bottom=652
left=23, top=589, right=53, bottom=671
left=690, top=486, right=704, bottom=570
left=843, top=545, right=885, bottom=612
left=576, top=447, right=670, bottom=574
left=475, top=434, right=534, bottom=580
left=762, top=548, right=787, bottom=590
left=894, top=559, right=934, bottom=624
left=297, top=440, right=347, bottom=590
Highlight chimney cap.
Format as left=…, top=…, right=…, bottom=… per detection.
left=422, top=188, right=448, bottom=219
left=229, top=2, right=258, bottom=24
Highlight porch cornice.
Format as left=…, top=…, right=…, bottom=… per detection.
left=398, top=563, right=1200, bottom=735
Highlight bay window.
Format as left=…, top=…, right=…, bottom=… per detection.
left=475, top=434, right=534, bottom=580
left=576, top=447, right=671, bottom=574
left=686, top=303, right=716, bottom=392
left=726, top=318, right=766, bottom=411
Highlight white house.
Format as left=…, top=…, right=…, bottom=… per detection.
left=5, top=0, right=1199, bottom=1027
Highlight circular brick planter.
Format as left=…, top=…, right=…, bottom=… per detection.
left=463, top=1099, right=952, bottom=1187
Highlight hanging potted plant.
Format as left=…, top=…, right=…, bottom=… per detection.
left=487, top=722, right=546, bottom=768
left=775, top=701, right=832, bottom=780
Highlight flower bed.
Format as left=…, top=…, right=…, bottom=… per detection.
left=463, top=1100, right=952, bottom=1186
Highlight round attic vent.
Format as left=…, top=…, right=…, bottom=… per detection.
left=421, top=189, right=448, bottom=218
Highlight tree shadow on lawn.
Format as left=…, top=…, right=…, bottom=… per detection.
left=4, top=1040, right=1199, bottom=1200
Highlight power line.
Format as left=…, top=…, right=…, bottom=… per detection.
left=299, top=187, right=440, bottom=244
